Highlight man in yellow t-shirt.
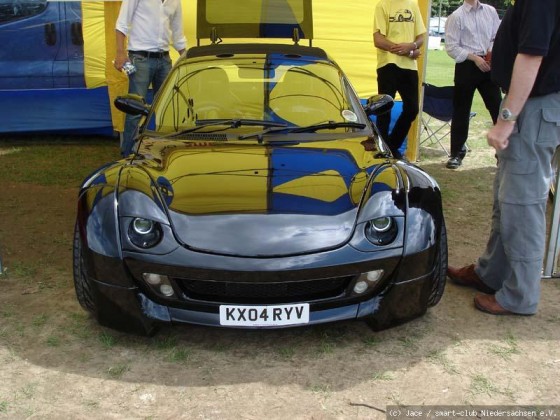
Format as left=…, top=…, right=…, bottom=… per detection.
left=373, top=0, right=426, bottom=159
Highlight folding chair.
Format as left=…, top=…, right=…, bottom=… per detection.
left=420, top=83, right=475, bottom=156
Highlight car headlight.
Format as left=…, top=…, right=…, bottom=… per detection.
left=128, top=218, right=163, bottom=248
left=365, top=217, right=398, bottom=245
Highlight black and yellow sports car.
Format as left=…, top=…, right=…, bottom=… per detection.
left=73, top=42, right=447, bottom=335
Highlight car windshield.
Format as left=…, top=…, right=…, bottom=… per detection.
left=145, top=54, right=369, bottom=136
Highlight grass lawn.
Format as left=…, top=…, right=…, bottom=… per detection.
left=0, top=136, right=118, bottom=187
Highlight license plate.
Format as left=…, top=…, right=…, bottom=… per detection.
left=219, top=303, right=310, bottom=327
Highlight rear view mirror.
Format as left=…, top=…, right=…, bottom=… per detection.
left=114, top=94, right=150, bottom=116
left=364, top=94, right=394, bottom=117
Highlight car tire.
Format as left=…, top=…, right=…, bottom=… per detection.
left=72, top=223, right=159, bottom=336
left=73, top=223, right=96, bottom=313
left=428, top=219, right=448, bottom=307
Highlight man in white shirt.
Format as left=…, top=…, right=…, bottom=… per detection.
left=114, top=0, right=186, bottom=157
left=444, top=0, right=502, bottom=169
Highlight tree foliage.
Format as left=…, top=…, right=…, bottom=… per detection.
left=431, top=0, right=511, bottom=18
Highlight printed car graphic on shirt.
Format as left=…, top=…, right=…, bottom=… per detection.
left=390, top=9, right=414, bottom=22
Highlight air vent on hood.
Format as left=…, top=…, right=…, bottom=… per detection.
left=176, top=133, right=228, bottom=141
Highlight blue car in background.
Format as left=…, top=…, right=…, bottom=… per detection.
left=0, top=0, right=113, bottom=135
left=0, top=0, right=83, bottom=89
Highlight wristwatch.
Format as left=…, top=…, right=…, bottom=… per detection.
left=500, top=107, right=517, bottom=122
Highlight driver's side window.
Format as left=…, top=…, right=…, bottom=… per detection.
left=0, top=0, right=47, bottom=24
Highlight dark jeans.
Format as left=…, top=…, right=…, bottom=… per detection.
left=376, top=64, right=419, bottom=158
left=122, top=52, right=172, bottom=157
left=450, top=60, right=502, bottom=157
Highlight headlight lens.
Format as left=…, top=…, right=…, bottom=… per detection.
left=370, top=216, right=392, bottom=233
left=365, top=217, right=398, bottom=245
left=133, top=218, right=155, bottom=234
left=128, top=217, right=162, bottom=248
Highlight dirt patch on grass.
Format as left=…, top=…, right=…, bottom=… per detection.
left=1, top=137, right=560, bottom=419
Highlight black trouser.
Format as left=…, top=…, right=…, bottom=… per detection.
left=450, top=60, right=502, bottom=157
left=376, top=64, right=419, bottom=158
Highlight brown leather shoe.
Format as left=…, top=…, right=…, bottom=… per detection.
left=447, top=264, right=495, bottom=294
left=474, top=293, right=513, bottom=315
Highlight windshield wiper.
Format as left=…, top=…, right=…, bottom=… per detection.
left=238, top=125, right=295, bottom=141
left=288, top=121, right=366, bottom=133
left=166, top=119, right=288, bottom=138
left=239, top=121, right=366, bottom=141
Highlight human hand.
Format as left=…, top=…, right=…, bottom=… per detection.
left=113, top=53, right=128, bottom=71
left=487, top=120, right=515, bottom=151
left=484, top=51, right=492, bottom=66
left=474, top=55, right=491, bottom=72
left=389, top=42, right=414, bottom=56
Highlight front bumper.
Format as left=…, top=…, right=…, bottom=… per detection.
left=146, top=271, right=431, bottom=329
left=85, top=241, right=436, bottom=334
left=90, top=267, right=433, bottom=334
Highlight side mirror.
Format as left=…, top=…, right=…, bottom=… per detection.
left=114, top=94, right=150, bottom=116
left=364, top=94, right=394, bottom=117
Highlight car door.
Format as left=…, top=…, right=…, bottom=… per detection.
left=57, top=0, right=85, bottom=88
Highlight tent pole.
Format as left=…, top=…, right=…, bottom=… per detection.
left=543, top=157, right=560, bottom=278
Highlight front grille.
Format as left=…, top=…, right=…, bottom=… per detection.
left=173, top=276, right=354, bottom=304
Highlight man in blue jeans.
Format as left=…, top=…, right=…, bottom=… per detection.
left=114, top=0, right=186, bottom=157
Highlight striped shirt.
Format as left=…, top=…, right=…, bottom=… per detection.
left=445, top=1, right=501, bottom=63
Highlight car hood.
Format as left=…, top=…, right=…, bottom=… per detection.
left=125, top=137, right=399, bottom=256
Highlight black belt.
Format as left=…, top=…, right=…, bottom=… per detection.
left=129, top=50, right=169, bottom=58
